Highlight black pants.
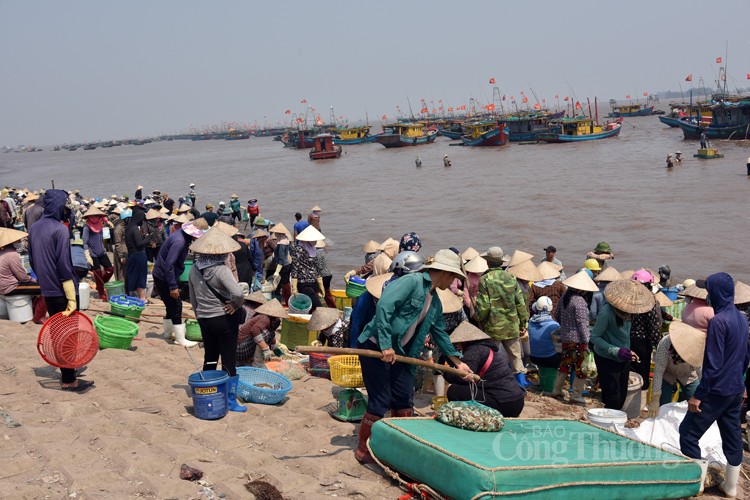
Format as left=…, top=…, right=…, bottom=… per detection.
left=198, top=314, right=239, bottom=377
left=298, top=281, right=321, bottom=311
left=630, top=337, right=653, bottom=390
left=531, top=354, right=562, bottom=369
left=594, top=352, right=631, bottom=410
left=45, top=295, right=79, bottom=384
left=447, top=385, right=525, bottom=417
left=153, top=275, right=183, bottom=324
left=358, top=339, right=414, bottom=417
left=680, top=392, right=744, bottom=466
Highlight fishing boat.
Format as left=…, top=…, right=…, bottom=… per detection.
left=225, top=131, right=251, bottom=140
left=460, top=121, right=509, bottom=147
left=504, top=111, right=559, bottom=142
left=678, top=97, right=750, bottom=140
left=309, top=134, right=342, bottom=160
left=334, top=126, right=375, bottom=144
left=537, top=116, right=622, bottom=143
left=83, top=143, right=98, bottom=150
left=607, top=101, right=655, bottom=117
left=281, top=130, right=316, bottom=149
left=374, top=122, right=437, bottom=148
left=659, top=102, right=714, bottom=128
left=693, top=147, right=724, bottom=159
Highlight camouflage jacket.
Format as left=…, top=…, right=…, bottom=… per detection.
left=475, top=269, right=529, bottom=340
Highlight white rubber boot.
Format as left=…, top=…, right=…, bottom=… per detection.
left=162, top=319, right=174, bottom=340
left=433, top=375, right=445, bottom=397
left=640, top=390, right=649, bottom=412
left=173, top=323, right=197, bottom=348
left=569, top=377, right=587, bottom=405
left=693, top=459, right=708, bottom=495
left=550, top=371, right=567, bottom=399
left=719, top=464, right=740, bottom=498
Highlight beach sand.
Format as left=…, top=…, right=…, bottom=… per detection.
left=1, top=300, right=746, bottom=499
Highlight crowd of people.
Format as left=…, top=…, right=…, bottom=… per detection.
left=1, top=182, right=749, bottom=496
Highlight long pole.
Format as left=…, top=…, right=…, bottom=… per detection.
left=295, top=346, right=481, bottom=382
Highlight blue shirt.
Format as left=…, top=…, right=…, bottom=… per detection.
left=293, top=220, right=309, bottom=237
left=152, top=229, right=191, bottom=290
left=528, top=313, right=560, bottom=359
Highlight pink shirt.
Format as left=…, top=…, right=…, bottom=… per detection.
left=682, top=299, right=714, bottom=333
left=0, top=247, right=31, bottom=295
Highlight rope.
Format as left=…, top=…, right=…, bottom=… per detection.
left=367, top=439, right=447, bottom=500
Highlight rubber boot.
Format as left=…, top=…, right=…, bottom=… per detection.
left=355, top=412, right=382, bottom=464
left=433, top=374, right=446, bottom=397
left=101, top=266, right=114, bottom=298
left=515, top=372, right=533, bottom=388
left=551, top=371, right=567, bottom=399
left=227, top=375, right=247, bottom=413
left=391, top=408, right=413, bottom=417
left=173, top=323, right=197, bottom=347
left=570, top=377, right=587, bottom=405
left=640, top=390, right=649, bottom=412
left=720, top=464, right=740, bottom=498
left=31, top=296, right=48, bottom=324
left=93, top=269, right=107, bottom=301
left=161, top=318, right=174, bottom=340
left=693, top=459, right=708, bottom=494
left=281, top=284, right=292, bottom=307
left=324, top=292, right=336, bottom=309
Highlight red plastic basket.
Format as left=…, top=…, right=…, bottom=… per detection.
left=37, top=312, right=99, bottom=369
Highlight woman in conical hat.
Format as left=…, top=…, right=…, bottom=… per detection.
left=83, top=205, right=115, bottom=301
left=290, top=225, right=326, bottom=312
left=628, top=270, right=663, bottom=396
left=0, top=227, right=47, bottom=324
left=237, top=299, right=287, bottom=368
left=681, top=282, right=714, bottom=334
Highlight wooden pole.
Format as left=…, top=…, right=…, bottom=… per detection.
left=295, top=346, right=481, bottom=382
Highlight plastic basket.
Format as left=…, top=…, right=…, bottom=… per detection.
left=345, top=280, right=366, bottom=299
left=185, top=319, right=202, bottom=341
left=37, top=312, right=99, bottom=369
left=109, top=294, right=146, bottom=320
left=104, top=280, right=125, bottom=297
left=236, top=367, right=292, bottom=405
left=94, top=314, right=138, bottom=349
left=281, top=315, right=318, bottom=350
left=308, top=353, right=332, bottom=379
left=327, top=355, right=364, bottom=388
left=332, top=289, right=352, bottom=311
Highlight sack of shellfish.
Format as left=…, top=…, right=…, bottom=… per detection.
left=435, top=401, right=505, bottom=432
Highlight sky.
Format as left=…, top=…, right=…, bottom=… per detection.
left=1, top=0, right=749, bottom=145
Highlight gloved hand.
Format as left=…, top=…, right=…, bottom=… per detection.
left=647, top=399, right=661, bottom=419
left=84, top=250, right=94, bottom=267
left=61, top=280, right=77, bottom=317
left=617, top=347, right=634, bottom=361
left=274, top=264, right=281, bottom=276
left=262, top=349, right=273, bottom=361
left=316, top=277, right=325, bottom=297
left=344, top=270, right=355, bottom=282
left=291, top=278, right=298, bottom=295
left=273, top=347, right=284, bottom=357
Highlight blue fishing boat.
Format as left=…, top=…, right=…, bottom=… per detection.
left=537, top=117, right=622, bottom=143
left=438, top=121, right=464, bottom=139
left=607, top=101, right=655, bottom=117
left=460, top=121, right=509, bottom=147
left=678, top=97, right=750, bottom=140
left=504, top=112, right=557, bottom=142
left=333, top=126, right=375, bottom=144
left=281, top=130, right=317, bottom=149
left=374, top=122, right=437, bottom=148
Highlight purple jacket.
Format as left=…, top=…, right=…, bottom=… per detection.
left=693, top=272, right=750, bottom=400
left=28, top=190, right=78, bottom=297
left=152, top=228, right=191, bottom=290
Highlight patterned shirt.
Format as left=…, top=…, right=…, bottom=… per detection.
left=316, top=248, right=332, bottom=277
left=651, top=335, right=701, bottom=393
left=475, top=268, right=528, bottom=341
left=629, top=303, right=662, bottom=344
left=290, top=244, right=320, bottom=283
left=553, top=294, right=590, bottom=344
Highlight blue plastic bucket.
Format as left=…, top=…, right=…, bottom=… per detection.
left=188, top=370, right=229, bottom=420
left=288, top=293, right=312, bottom=314
left=660, top=287, right=680, bottom=301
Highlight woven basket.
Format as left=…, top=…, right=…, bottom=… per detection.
left=236, top=367, right=292, bottom=405
left=328, top=355, right=364, bottom=388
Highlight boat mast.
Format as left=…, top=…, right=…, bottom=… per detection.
left=329, top=106, right=336, bottom=128
left=406, top=96, right=415, bottom=120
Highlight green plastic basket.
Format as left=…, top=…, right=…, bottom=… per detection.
left=94, top=315, right=138, bottom=349
left=104, top=280, right=125, bottom=297
left=110, top=301, right=144, bottom=321
left=185, top=319, right=203, bottom=341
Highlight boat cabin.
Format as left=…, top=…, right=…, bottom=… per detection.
left=382, top=122, right=425, bottom=137
left=556, top=117, right=603, bottom=136
left=309, top=133, right=342, bottom=160
left=464, top=121, right=497, bottom=139
left=339, top=126, right=371, bottom=140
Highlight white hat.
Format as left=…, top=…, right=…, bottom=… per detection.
left=296, top=225, right=325, bottom=242
left=422, top=249, right=466, bottom=279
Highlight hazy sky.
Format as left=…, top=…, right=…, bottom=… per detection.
left=2, top=0, right=748, bottom=145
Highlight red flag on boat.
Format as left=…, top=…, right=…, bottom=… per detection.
left=643, top=92, right=648, bottom=96
left=685, top=74, right=693, bottom=82
left=381, top=115, right=387, bottom=120
left=534, top=103, right=541, bottom=110
left=486, top=103, right=495, bottom=111
left=285, top=110, right=291, bottom=114
left=489, top=77, right=495, bottom=84
left=716, top=57, right=722, bottom=64
left=438, top=99, right=442, bottom=103
left=522, top=97, right=528, bottom=103
left=575, top=101, right=581, bottom=109
left=542, top=99, right=546, bottom=104
left=421, top=107, right=428, bottom=113
left=510, top=95, right=514, bottom=100
left=626, top=95, right=631, bottom=99
left=439, top=106, right=443, bottom=111
left=747, top=73, right=750, bottom=80
left=564, top=96, right=569, bottom=101
left=555, top=95, right=559, bottom=99
left=296, top=118, right=303, bottom=123
left=301, top=99, right=307, bottom=103
left=461, top=105, right=466, bottom=110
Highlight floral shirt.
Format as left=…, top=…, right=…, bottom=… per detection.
left=316, top=248, right=332, bottom=277
left=629, top=303, right=662, bottom=344
left=291, top=244, right=319, bottom=283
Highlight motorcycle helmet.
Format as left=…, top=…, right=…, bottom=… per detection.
left=389, top=251, right=425, bottom=276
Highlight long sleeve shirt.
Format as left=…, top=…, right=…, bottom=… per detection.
left=554, top=294, right=590, bottom=344
left=651, top=335, right=701, bottom=396
left=188, top=264, right=243, bottom=320
left=475, top=269, right=528, bottom=341
left=152, top=229, right=191, bottom=290
left=0, top=247, right=31, bottom=295
left=290, top=244, right=319, bottom=283
left=681, top=299, right=714, bottom=333
left=82, top=225, right=106, bottom=258
left=590, top=303, right=631, bottom=361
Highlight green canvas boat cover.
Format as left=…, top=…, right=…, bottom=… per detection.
left=369, top=418, right=701, bottom=500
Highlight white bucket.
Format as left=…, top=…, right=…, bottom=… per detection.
left=78, top=282, right=90, bottom=310
left=0, top=296, right=8, bottom=319
left=146, top=274, right=154, bottom=297
left=621, top=372, right=644, bottom=419
left=5, top=295, right=33, bottom=323
left=587, top=408, right=628, bottom=429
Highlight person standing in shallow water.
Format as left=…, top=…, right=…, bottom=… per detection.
left=443, top=155, right=451, bottom=167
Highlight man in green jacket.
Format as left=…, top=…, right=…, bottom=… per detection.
left=475, top=247, right=529, bottom=385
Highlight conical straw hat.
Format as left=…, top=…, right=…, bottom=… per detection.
left=437, top=288, right=463, bottom=314
left=669, top=321, right=706, bottom=366
left=604, top=279, right=656, bottom=314
left=506, top=250, right=534, bottom=268
left=214, top=221, right=239, bottom=236
left=311, top=205, right=322, bottom=211
left=371, top=253, right=392, bottom=276
left=296, top=225, right=325, bottom=242
left=654, top=291, right=674, bottom=307
left=243, top=290, right=267, bottom=304
left=450, top=321, right=491, bottom=343
left=563, top=270, right=599, bottom=292
left=381, top=238, right=399, bottom=259
left=145, top=208, right=163, bottom=220
left=0, top=227, right=28, bottom=248
left=594, top=266, right=620, bottom=283
left=189, top=227, right=240, bottom=255
left=177, top=204, right=191, bottom=213
left=191, top=217, right=209, bottom=230
left=307, top=307, right=342, bottom=331
left=680, top=284, right=708, bottom=300
left=464, top=255, right=489, bottom=274
left=82, top=206, right=106, bottom=218
left=315, top=239, right=326, bottom=249
left=251, top=229, right=269, bottom=239
left=255, top=298, right=289, bottom=319
left=362, top=240, right=381, bottom=253
left=461, top=247, right=479, bottom=262
left=172, top=213, right=192, bottom=224
left=537, top=261, right=561, bottom=280
left=619, top=269, right=635, bottom=281
left=366, top=272, right=393, bottom=299
left=508, top=259, right=544, bottom=282
left=270, top=222, right=291, bottom=236
left=734, top=281, right=750, bottom=305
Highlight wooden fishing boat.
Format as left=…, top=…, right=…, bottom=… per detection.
left=678, top=97, right=750, bottom=140
left=537, top=116, right=622, bottom=143
left=309, top=134, right=342, bottom=160
left=374, top=122, right=437, bottom=148
left=607, top=101, right=654, bottom=117
left=83, top=143, right=98, bottom=150
left=281, top=130, right=316, bottom=149
left=504, top=112, right=557, bottom=142
left=225, top=131, right=251, bottom=140
left=334, top=126, right=375, bottom=144
left=438, top=120, right=465, bottom=139
left=460, top=121, right=509, bottom=147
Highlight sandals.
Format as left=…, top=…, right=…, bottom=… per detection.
left=60, top=380, right=95, bottom=392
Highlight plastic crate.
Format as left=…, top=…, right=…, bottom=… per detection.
left=331, top=289, right=352, bottom=311
left=280, top=314, right=318, bottom=350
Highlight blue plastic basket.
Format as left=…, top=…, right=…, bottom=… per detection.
left=235, top=367, right=292, bottom=405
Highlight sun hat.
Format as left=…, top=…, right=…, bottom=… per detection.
left=654, top=291, right=674, bottom=307
left=450, top=321, right=491, bottom=343
left=137, top=185, right=143, bottom=190
left=108, top=199, right=118, bottom=206
left=583, top=258, right=601, bottom=272
left=189, top=183, right=195, bottom=188
left=172, top=213, right=192, bottom=225
left=214, top=221, right=239, bottom=236
left=71, top=239, right=84, bottom=246
left=181, top=223, right=204, bottom=239
left=252, top=229, right=269, bottom=239
left=506, top=250, right=534, bottom=268
left=296, top=225, right=325, bottom=242
left=680, top=284, right=708, bottom=300
left=24, top=192, right=39, bottom=203
left=191, top=217, right=209, bottom=230
left=464, top=255, right=489, bottom=274
left=563, top=270, right=599, bottom=292
left=669, top=321, right=706, bottom=366
left=631, top=269, right=654, bottom=284
left=366, top=272, right=393, bottom=299
left=307, top=307, right=342, bottom=331
left=270, top=222, right=291, bottom=237
left=480, top=246, right=505, bottom=264
left=82, top=206, right=106, bottom=218
left=231, top=193, right=238, bottom=198
left=254, top=217, right=269, bottom=227
left=682, top=278, right=696, bottom=289
left=311, top=205, right=322, bottom=211
left=363, top=240, right=381, bottom=253
left=436, top=288, right=463, bottom=314
left=381, top=238, right=399, bottom=259
left=594, top=242, right=612, bottom=253
left=159, top=207, right=170, bottom=215
left=315, top=239, right=326, bottom=249
left=508, top=259, right=544, bottom=282
left=244, top=290, right=267, bottom=304
left=422, top=249, right=466, bottom=279
left=254, top=298, right=289, bottom=319
left=604, top=279, right=656, bottom=314
left=533, top=296, right=553, bottom=313
left=461, top=247, right=480, bottom=262
left=619, top=269, right=635, bottom=281
left=145, top=208, right=164, bottom=220
left=113, top=206, right=123, bottom=215
left=734, top=281, right=750, bottom=305
left=177, top=204, right=191, bottom=213
left=371, top=253, right=393, bottom=276
left=189, top=227, right=240, bottom=255
left=594, top=266, right=620, bottom=283
left=537, top=261, right=561, bottom=280
left=0, top=227, right=28, bottom=248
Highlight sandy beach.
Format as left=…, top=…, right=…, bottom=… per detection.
left=1, top=298, right=747, bottom=499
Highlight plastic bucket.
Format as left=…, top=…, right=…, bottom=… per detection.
left=621, top=371, right=644, bottom=419
left=538, top=366, right=558, bottom=393
left=179, top=260, right=193, bottom=283
left=659, top=287, right=680, bottom=301
left=0, top=297, right=8, bottom=319
left=288, top=293, right=312, bottom=314
left=78, top=282, right=90, bottom=310
left=6, top=295, right=32, bottom=323
left=188, top=370, right=229, bottom=420
left=587, top=408, right=628, bottom=429
left=146, top=274, right=154, bottom=297
left=104, top=281, right=125, bottom=297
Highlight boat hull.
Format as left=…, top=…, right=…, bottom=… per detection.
left=608, top=106, right=654, bottom=117
left=374, top=133, right=437, bottom=148
left=334, top=136, right=376, bottom=145
left=461, top=127, right=508, bottom=147
left=658, top=116, right=683, bottom=128
left=310, top=146, right=342, bottom=160
left=538, top=124, right=622, bottom=143
left=678, top=120, right=750, bottom=140
left=438, top=129, right=463, bottom=140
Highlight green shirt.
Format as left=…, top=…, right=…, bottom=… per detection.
left=590, top=303, right=632, bottom=361
left=475, top=269, right=528, bottom=341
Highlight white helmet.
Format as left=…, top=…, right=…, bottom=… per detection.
left=219, top=201, right=226, bottom=206
left=533, top=296, right=553, bottom=313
